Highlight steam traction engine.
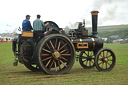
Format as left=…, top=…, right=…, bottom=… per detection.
left=12, top=11, right=116, bottom=75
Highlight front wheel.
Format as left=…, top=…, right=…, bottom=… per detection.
left=95, top=48, right=116, bottom=71
left=79, top=51, right=95, bottom=69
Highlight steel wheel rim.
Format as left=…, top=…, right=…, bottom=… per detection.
left=79, top=51, right=95, bottom=69
left=38, top=36, right=75, bottom=74
left=96, top=49, right=116, bottom=71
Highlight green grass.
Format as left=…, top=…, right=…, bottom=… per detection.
left=0, top=43, right=128, bottom=85
left=98, top=24, right=128, bottom=30
left=87, top=24, right=128, bottom=39
left=87, top=24, right=128, bottom=32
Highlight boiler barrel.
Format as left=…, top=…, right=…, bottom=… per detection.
left=72, top=38, right=103, bottom=51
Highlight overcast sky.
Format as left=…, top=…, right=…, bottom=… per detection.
left=0, top=0, right=128, bottom=33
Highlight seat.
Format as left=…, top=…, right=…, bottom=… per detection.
left=21, top=31, right=33, bottom=37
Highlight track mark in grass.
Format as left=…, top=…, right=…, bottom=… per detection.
left=36, top=76, right=55, bottom=79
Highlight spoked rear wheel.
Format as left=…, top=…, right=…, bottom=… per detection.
left=95, top=48, right=116, bottom=71
left=36, top=34, right=75, bottom=75
left=20, top=40, right=40, bottom=72
left=79, top=51, right=95, bottom=69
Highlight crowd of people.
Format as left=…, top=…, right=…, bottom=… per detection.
left=0, top=38, right=9, bottom=42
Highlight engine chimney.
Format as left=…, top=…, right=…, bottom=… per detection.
left=91, top=11, right=99, bottom=37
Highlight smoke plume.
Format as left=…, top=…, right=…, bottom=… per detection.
left=91, top=0, right=128, bottom=26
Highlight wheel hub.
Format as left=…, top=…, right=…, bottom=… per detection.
left=103, top=57, right=108, bottom=63
left=87, top=56, right=92, bottom=61
left=52, top=50, right=60, bottom=60
left=104, top=58, right=108, bottom=62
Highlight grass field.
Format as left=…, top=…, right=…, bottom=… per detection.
left=0, top=42, right=128, bottom=85
left=87, top=24, right=128, bottom=39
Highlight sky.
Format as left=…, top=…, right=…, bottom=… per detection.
left=0, top=0, right=128, bottom=33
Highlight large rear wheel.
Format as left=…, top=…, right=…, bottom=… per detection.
left=36, top=34, right=75, bottom=75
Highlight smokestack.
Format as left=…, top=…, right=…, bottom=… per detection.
left=91, top=11, right=99, bottom=37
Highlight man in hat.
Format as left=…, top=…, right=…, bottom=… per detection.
left=33, top=14, right=47, bottom=31
left=33, top=14, right=48, bottom=43
left=22, top=15, right=33, bottom=31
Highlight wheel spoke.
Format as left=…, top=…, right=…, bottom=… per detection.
left=55, top=38, right=58, bottom=49
left=102, top=62, right=104, bottom=68
left=84, top=52, right=88, bottom=56
left=86, top=60, right=88, bottom=65
left=61, top=57, right=68, bottom=61
left=91, top=51, right=93, bottom=56
left=46, top=59, right=51, bottom=67
left=83, top=60, right=87, bottom=62
left=42, top=54, right=50, bottom=56
left=46, top=43, right=51, bottom=51
left=89, top=61, right=91, bottom=66
left=61, top=54, right=71, bottom=56
left=91, top=58, right=95, bottom=59
left=60, top=49, right=68, bottom=54
left=57, top=41, right=61, bottom=51
left=42, top=56, right=52, bottom=61
left=100, top=54, right=103, bottom=58
left=42, top=48, right=51, bottom=53
left=59, top=43, right=67, bottom=51
left=59, top=60, right=67, bottom=67
left=108, top=59, right=113, bottom=61
left=107, top=62, right=111, bottom=67
left=54, top=61, right=57, bottom=71
left=92, top=55, right=95, bottom=59
left=91, top=60, right=94, bottom=64
left=49, top=60, right=55, bottom=70
left=58, top=60, right=61, bottom=70
left=98, top=61, right=103, bottom=65
left=106, top=51, right=108, bottom=57
left=88, top=51, right=89, bottom=56
left=107, top=55, right=112, bottom=58
left=50, top=40, right=55, bottom=49
left=98, top=58, right=102, bottom=61
left=81, top=56, right=87, bottom=59
left=106, top=62, right=107, bottom=69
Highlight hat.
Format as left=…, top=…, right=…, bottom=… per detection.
left=26, top=15, right=31, bottom=17
left=37, top=14, right=41, bottom=18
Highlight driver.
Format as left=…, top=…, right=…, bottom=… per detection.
left=33, top=14, right=45, bottom=31
left=33, top=14, right=48, bottom=43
